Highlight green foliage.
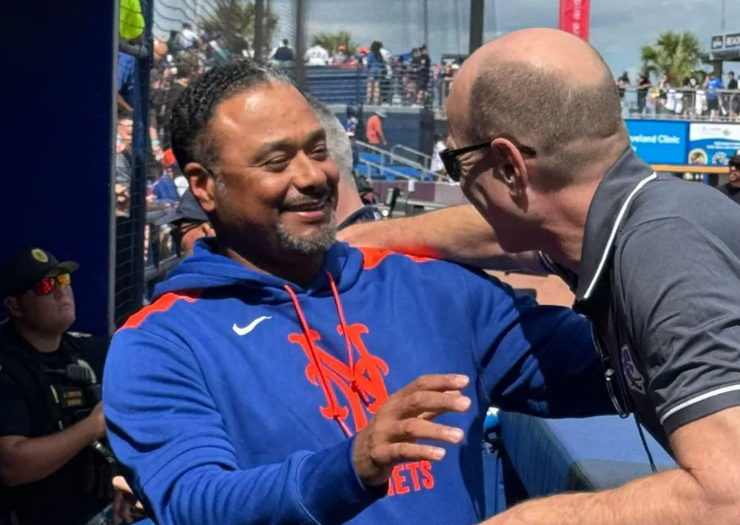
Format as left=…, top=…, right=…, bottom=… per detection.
left=311, top=31, right=357, bottom=56
left=640, top=30, right=703, bottom=85
left=200, top=0, right=279, bottom=55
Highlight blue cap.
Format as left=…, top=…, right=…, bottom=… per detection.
left=155, top=190, right=209, bottom=226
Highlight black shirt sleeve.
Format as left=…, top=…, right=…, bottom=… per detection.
left=617, top=217, right=740, bottom=435
left=0, top=366, right=32, bottom=437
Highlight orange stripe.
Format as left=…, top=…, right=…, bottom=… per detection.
left=120, top=291, right=199, bottom=330
left=358, top=247, right=436, bottom=270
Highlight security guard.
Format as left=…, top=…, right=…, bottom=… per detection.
left=0, top=248, right=112, bottom=525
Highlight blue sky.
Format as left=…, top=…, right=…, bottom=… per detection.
left=155, top=0, right=740, bottom=80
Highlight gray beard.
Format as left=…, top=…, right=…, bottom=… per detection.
left=275, top=208, right=338, bottom=256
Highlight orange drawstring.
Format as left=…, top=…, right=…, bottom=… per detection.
left=283, top=272, right=369, bottom=438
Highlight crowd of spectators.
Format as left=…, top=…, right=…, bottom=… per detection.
left=617, top=70, right=740, bottom=120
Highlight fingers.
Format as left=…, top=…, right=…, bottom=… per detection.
left=394, top=389, right=471, bottom=418
left=371, top=441, right=448, bottom=465
left=390, top=418, right=465, bottom=445
left=113, top=476, right=134, bottom=496
left=402, top=374, right=470, bottom=395
left=418, top=390, right=465, bottom=420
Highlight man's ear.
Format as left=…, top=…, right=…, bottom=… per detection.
left=4, top=297, right=21, bottom=319
left=490, top=138, right=528, bottom=199
left=187, top=163, right=218, bottom=213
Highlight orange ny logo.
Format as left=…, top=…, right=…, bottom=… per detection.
left=288, top=323, right=389, bottom=433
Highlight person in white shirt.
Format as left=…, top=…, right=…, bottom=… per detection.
left=178, top=23, right=199, bottom=49
left=430, top=134, right=447, bottom=175
left=305, top=43, right=330, bottom=66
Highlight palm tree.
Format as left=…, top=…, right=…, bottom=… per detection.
left=200, top=0, right=279, bottom=55
left=311, top=31, right=357, bottom=56
left=640, top=31, right=703, bottom=85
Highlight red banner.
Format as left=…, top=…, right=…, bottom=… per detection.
left=558, top=0, right=591, bottom=42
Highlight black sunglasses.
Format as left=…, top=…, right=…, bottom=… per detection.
left=440, top=141, right=537, bottom=182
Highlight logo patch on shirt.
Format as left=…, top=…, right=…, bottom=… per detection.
left=621, top=344, right=646, bottom=395
left=288, top=322, right=389, bottom=435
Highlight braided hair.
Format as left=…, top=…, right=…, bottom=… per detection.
left=170, top=61, right=292, bottom=174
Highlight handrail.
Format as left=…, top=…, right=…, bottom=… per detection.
left=391, top=144, right=433, bottom=170
left=354, top=140, right=438, bottom=180
left=358, top=159, right=414, bottom=180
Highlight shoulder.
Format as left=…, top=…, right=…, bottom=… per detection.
left=118, top=290, right=201, bottom=332
left=353, top=246, right=515, bottom=299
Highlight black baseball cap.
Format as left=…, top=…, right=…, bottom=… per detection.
left=0, top=248, right=79, bottom=297
left=730, top=149, right=740, bottom=166
left=154, top=189, right=209, bottom=226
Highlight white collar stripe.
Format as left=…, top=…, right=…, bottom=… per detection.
left=582, top=172, right=658, bottom=300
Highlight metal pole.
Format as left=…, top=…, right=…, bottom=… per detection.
left=254, top=0, right=265, bottom=60
left=423, top=0, right=429, bottom=46
left=294, top=0, right=307, bottom=92
left=469, top=0, right=484, bottom=54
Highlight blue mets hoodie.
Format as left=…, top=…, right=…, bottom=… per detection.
left=103, top=239, right=613, bottom=525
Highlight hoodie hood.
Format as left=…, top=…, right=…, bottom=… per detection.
left=153, top=238, right=364, bottom=305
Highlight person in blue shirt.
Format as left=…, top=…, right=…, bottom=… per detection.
left=705, top=72, right=723, bottom=119
left=103, top=62, right=614, bottom=525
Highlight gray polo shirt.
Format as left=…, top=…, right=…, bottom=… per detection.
left=551, top=149, right=740, bottom=452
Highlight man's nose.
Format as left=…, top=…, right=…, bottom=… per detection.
left=292, top=153, right=327, bottom=189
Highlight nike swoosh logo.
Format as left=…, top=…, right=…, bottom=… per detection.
left=233, top=316, right=272, bottom=336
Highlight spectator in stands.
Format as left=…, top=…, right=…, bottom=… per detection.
left=155, top=51, right=198, bottom=151
left=103, top=61, right=615, bottom=525
left=177, top=22, right=200, bottom=50
left=0, top=248, right=118, bottom=525
left=366, top=110, right=387, bottom=147
left=377, top=42, right=393, bottom=104
left=309, top=99, right=382, bottom=229
left=704, top=71, right=723, bottom=119
left=155, top=190, right=213, bottom=256
left=727, top=71, right=739, bottom=118
left=616, top=71, right=629, bottom=102
left=342, top=29, right=740, bottom=525
left=415, top=44, right=432, bottom=106
left=116, top=111, right=134, bottom=217
left=117, top=51, right=137, bottom=113
left=330, top=45, right=348, bottom=66
left=718, top=150, right=740, bottom=204
left=152, top=162, right=180, bottom=204
left=354, top=45, right=369, bottom=68
left=305, top=40, right=329, bottom=66
left=366, top=41, right=385, bottom=104
left=271, top=38, right=294, bottom=64
left=637, top=73, right=651, bottom=115
left=430, top=134, right=447, bottom=176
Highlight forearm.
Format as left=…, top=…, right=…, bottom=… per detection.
left=0, top=418, right=98, bottom=486
left=145, top=439, right=383, bottom=525
left=339, top=204, right=543, bottom=272
left=488, top=467, right=737, bottom=525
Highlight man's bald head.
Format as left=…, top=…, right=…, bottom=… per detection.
left=450, top=28, right=628, bottom=190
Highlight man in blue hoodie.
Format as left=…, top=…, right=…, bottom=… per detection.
left=103, top=62, right=614, bottom=525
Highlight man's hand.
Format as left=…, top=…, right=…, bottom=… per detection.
left=86, top=402, right=106, bottom=440
left=112, top=476, right=145, bottom=525
left=353, top=374, right=471, bottom=486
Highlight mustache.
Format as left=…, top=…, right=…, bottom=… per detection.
left=282, top=186, right=336, bottom=209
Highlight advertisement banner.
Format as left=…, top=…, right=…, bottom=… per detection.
left=687, top=123, right=740, bottom=166
left=558, top=0, right=591, bottom=41
left=625, top=120, right=688, bottom=165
